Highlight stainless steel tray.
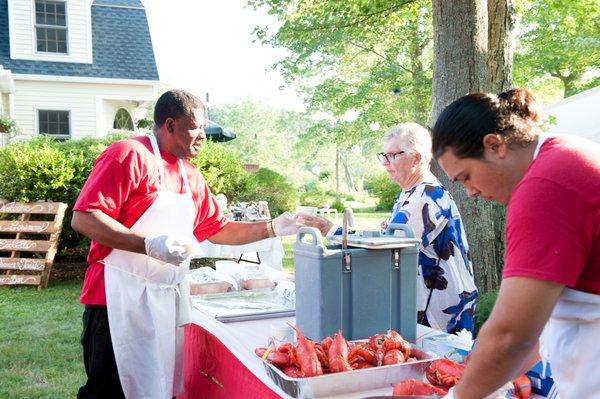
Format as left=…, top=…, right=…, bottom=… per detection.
left=262, top=345, right=438, bottom=398
left=191, top=288, right=295, bottom=322
left=216, top=309, right=295, bottom=323
left=331, top=234, right=421, bottom=249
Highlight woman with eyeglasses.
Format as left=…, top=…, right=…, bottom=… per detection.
left=300, top=122, right=478, bottom=334
left=432, top=88, right=600, bottom=399
left=378, top=122, right=477, bottom=335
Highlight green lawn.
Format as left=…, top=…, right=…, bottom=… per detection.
left=0, top=281, right=85, bottom=398
left=0, top=211, right=497, bottom=396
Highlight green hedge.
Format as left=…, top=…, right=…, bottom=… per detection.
left=474, top=290, right=498, bottom=336
left=190, top=140, right=253, bottom=201
left=0, top=136, right=296, bottom=252
left=299, top=181, right=328, bottom=207
left=364, top=173, right=399, bottom=211
left=0, top=136, right=122, bottom=250
left=239, top=168, right=298, bottom=216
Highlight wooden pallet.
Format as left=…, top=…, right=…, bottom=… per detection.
left=0, top=201, right=68, bottom=290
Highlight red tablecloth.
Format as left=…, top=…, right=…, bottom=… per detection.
left=180, top=324, right=281, bottom=399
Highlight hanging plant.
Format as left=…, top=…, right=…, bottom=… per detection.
left=0, top=114, right=18, bottom=134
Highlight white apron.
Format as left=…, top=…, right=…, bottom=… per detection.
left=539, top=288, right=600, bottom=399
left=104, top=134, right=196, bottom=399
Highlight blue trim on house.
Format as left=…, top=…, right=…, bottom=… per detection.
left=0, top=0, right=159, bottom=81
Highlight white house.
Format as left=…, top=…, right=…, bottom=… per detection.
left=545, top=85, right=600, bottom=143
left=0, top=0, right=159, bottom=142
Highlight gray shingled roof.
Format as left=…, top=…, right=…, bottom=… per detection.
left=94, top=0, right=144, bottom=7
left=0, top=0, right=159, bottom=80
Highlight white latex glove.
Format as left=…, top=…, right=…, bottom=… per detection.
left=272, top=211, right=300, bottom=236
left=144, top=235, right=193, bottom=265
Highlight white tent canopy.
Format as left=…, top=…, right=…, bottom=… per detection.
left=544, top=85, right=600, bottom=143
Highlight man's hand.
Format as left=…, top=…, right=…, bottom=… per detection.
left=295, top=213, right=333, bottom=237
left=272, top=212, right=301, bottom=236
left=144, top=235, right=193, bottom=265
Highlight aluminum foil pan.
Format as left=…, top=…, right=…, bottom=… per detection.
left=262, top=346, right=438, bottom=398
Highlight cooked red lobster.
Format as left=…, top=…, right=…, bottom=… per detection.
left=425, top=358, right=466, bottom=389
left=392, top=379, right=448, bottom=396
left=255, top=327, right=417, bottom=378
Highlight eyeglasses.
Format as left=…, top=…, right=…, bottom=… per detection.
left=377, top=151, right=405, bottom=164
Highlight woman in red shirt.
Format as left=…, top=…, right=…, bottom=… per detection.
left=431, top=88, right=600, bottom=399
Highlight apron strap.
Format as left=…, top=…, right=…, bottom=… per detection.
left=150, top=133, right=166, bottom=190
left=533, top=134, right=549, bottom=159
left=177, top=160, right=191, bottom=194
left=150, top=134, right=191, bottom=194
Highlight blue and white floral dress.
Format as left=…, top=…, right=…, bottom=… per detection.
left=388, top=179, right=477, bottom=334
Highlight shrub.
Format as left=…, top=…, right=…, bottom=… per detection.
left=190, top=140, right=253, bottom=201
left=240, top=168, right=297, bottom=216
left=474, top=290, right=498, bottom=336
left=299, top=181, right=328, bottom=208
left=0, top=136, right=116, bottom=250
left=318, top=171, right=331, bottom=180
left=330, top=197, right=345, bottom=213
left=0, top=135, right=254, bottom=252
left=365, top=173, right=399, bottom=210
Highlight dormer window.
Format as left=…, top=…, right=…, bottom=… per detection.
left=35, top=0, right=68, bottom=54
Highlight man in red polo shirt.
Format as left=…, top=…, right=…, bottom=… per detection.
left=72, top=89, right=299, bottom=399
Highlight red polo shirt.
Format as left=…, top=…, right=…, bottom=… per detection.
left=74, top=136, right=228, bottom=305
left=503, top=135, right=600, bottom=294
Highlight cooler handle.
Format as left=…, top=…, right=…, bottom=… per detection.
left=296, top=226, right=324, bottom=247
left=385, top=223, right=415, bottom=238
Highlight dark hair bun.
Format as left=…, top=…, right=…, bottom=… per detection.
left=498, top=88, right=542, bottom=122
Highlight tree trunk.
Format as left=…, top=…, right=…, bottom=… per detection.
left=431, top=0, right=488, bottom=118
left=485, top=0, right=514, bottom=292
left=431, top=0, right=505, bottom=293
left=562, top=75, right=579, bottom=98
left=341, top=154, right=355, bottom=191
left=487, top=0, right=514, bottom=93
left=335, top=146, right=340, bottom=195
left=407, top=7, right=430, bottom=124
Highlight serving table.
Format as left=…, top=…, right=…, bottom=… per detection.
left=181, top=309, right=455, bottom=399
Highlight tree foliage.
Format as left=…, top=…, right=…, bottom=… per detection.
left=250, top=0, right=433, bottom=136
left=248, top=0, right=599, bottom=292
left=209, top=100, right=316, bottom=180
left=238, top=168, right=298, bottom=216
left=190, top=139, right=253, bottom=201
left=514, top=0, right=600, bottom=98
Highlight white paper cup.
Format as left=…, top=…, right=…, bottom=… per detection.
left=296, top=206, right=318, bottom=216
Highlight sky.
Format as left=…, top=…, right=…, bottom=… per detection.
left=142, top=0, right=305, bottom=111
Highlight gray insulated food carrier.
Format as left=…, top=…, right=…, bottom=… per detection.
left=294, top=224, right=421, bottom=342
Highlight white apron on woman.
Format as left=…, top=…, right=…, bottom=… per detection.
left=104, top=134, right=196, bottom=399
